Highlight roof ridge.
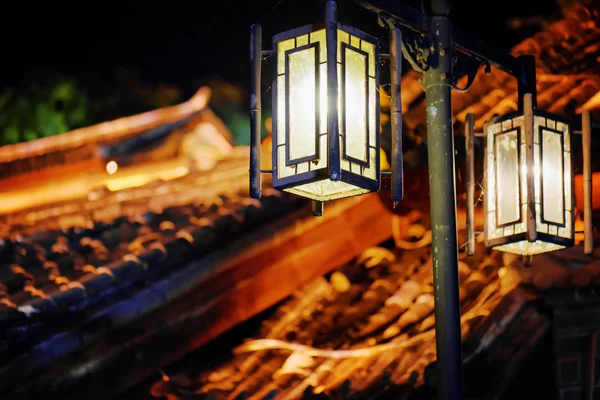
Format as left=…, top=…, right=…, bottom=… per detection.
left=0, top=87, right=211, bottom=163
left=511, top=3, right=600, bottom=73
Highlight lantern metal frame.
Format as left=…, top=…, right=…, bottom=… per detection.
left=249, top=0, right=596, bottom=398
left=482, top=103, right=575, bottom=255
left=270, top=22, right=382, bottom=196
left=250, top=0, right=405, bottom=212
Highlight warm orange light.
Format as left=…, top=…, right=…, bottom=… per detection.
left=106, top=161, right=118, bottom=175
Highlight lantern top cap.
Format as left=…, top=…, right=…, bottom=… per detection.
left=273, top=22, right=378, bottom=45
left=485, top=108, right=573, bottom=126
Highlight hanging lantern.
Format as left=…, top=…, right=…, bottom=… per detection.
left=483, top=93, right=574, bottom=256
left=249, top=0, right=404, bottom=215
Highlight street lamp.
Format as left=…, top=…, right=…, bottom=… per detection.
left=483, top=93, right=574, bottom=256
left=249, top=0, right=405, bottom=216
left=249, top=0, right=566, bottom=398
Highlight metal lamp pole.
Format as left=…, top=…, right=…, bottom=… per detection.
left=422, top=0, right=464, bottom=398
left=353, top=0, right=539, bottom=396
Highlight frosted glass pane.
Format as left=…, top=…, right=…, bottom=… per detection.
left=361, top=41, right=376, bottom=77
left=364, top=147, right=377, bottom=179
left=495, top=130, right=520, bottom=225
left=277, top=39, right=294, bottom=75
left=277, top=75, right=286, bottom=146
left=277, top=146, right=295, bottom=179
left=337, top=30, right=350, bottom=62
left=319, top=63, right=328, bottom=135
left=344, top=46, right=368, bottom=164
left=533, top=143, right=540, bottom=204
left=313, top=134, right=327, bottom=170
left=541, top=128, right=564, bottom=224
left=368, top=77, right=376, bottom=144
left=296, top=34, right=308, bottom=46
left=310, top=29, right=326, bottom=62
left=288, top=47, right=317, bottom=161
left=564, top=150, right=571, bottom=211
left=486, top=147, right=495, bottom=211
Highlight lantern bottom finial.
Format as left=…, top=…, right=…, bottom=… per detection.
left=492, top=240, right=566, bottom=256
left=283, top=179, right=372, bottom=202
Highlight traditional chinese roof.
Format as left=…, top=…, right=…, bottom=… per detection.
left=3, top=4, right=600, bottom=399
left=0, top=87, right=224, bottom=163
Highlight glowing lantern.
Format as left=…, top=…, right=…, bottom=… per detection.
left=249, top=0, right=403, bottom=216
left=484, top=93, right=574, bottom=255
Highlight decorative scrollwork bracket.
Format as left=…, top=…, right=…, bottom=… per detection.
left=377, top=12, right=430, bottom=73
left=452, top=53, right=482, bottom=92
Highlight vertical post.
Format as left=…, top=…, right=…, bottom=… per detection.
left=583, top=110, right=593, bottom=255
left=517, top=55, right=537, bottom=110
left=249, top=24, right=263, bottom=199
left=390, top=27, right=404, bottom=202
left=524, top=93, right=537, bottom=243
left=312, top=200, right=324, bottom=216
left=465, top=113, right=475, bottom=256
left=422, top=0, right=463, bottom=398
left=326, top=0, right=341, bottom=181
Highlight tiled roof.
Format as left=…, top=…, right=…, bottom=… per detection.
left=398, top=2, right=600, bottom=134
left=0, top=155, right=306, bottom=391
left=145, top=240, right=561, bottom=400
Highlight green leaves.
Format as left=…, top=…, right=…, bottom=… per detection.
left=0, top=68, right=183, bottom=146
left=0, top=74, right=88, bottom=145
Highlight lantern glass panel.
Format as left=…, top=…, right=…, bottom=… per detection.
left=495, top=129, right=520, bottom=225
left=272, top=24, right=379, bottom=202
left=287, top=45, right=318, bottom=161
left=338, top=26, right=379, bottom=184
left=484, top=113, right=573, bottom=256
left=343, top=45, right=368, bottom=164
left=541, top=128, right=564, bottom=224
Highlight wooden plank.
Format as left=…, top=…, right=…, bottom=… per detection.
left=7, top=194, right=394, bottom=399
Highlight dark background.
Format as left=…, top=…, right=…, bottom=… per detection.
left=0, top=0, right=560, bottom=92
left=0, top=0, right=567, bottom=145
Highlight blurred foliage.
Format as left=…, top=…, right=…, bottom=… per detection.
left=202, top=79, right=251, bottom=145
left=0, top=68, right=282, bottom=147
left=0, top=68, right=182, bottom=146
left=195, top=78, right=262, bottom=146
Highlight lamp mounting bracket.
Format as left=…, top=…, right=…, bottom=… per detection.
left=452, top=54, right=481, bottom=92
left=402, top=31, right=430, bottom=73
left=377, top=11, right=430, bottom=73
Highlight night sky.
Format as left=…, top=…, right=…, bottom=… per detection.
left=1, top=0, right=558, bottom=92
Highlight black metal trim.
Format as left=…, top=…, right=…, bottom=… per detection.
left=272, top=24, right=328, bottom=191
left=272, top=169, right=329, bottom=191
left=284, top=42, right=321, bottom=166
left=340, top=42, right=370, bottom=167
left=538, top=124, right=566, bottom=227
left=494, top=126, right=522, bottom=228
left=340, top=169, right=380, bottom=191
